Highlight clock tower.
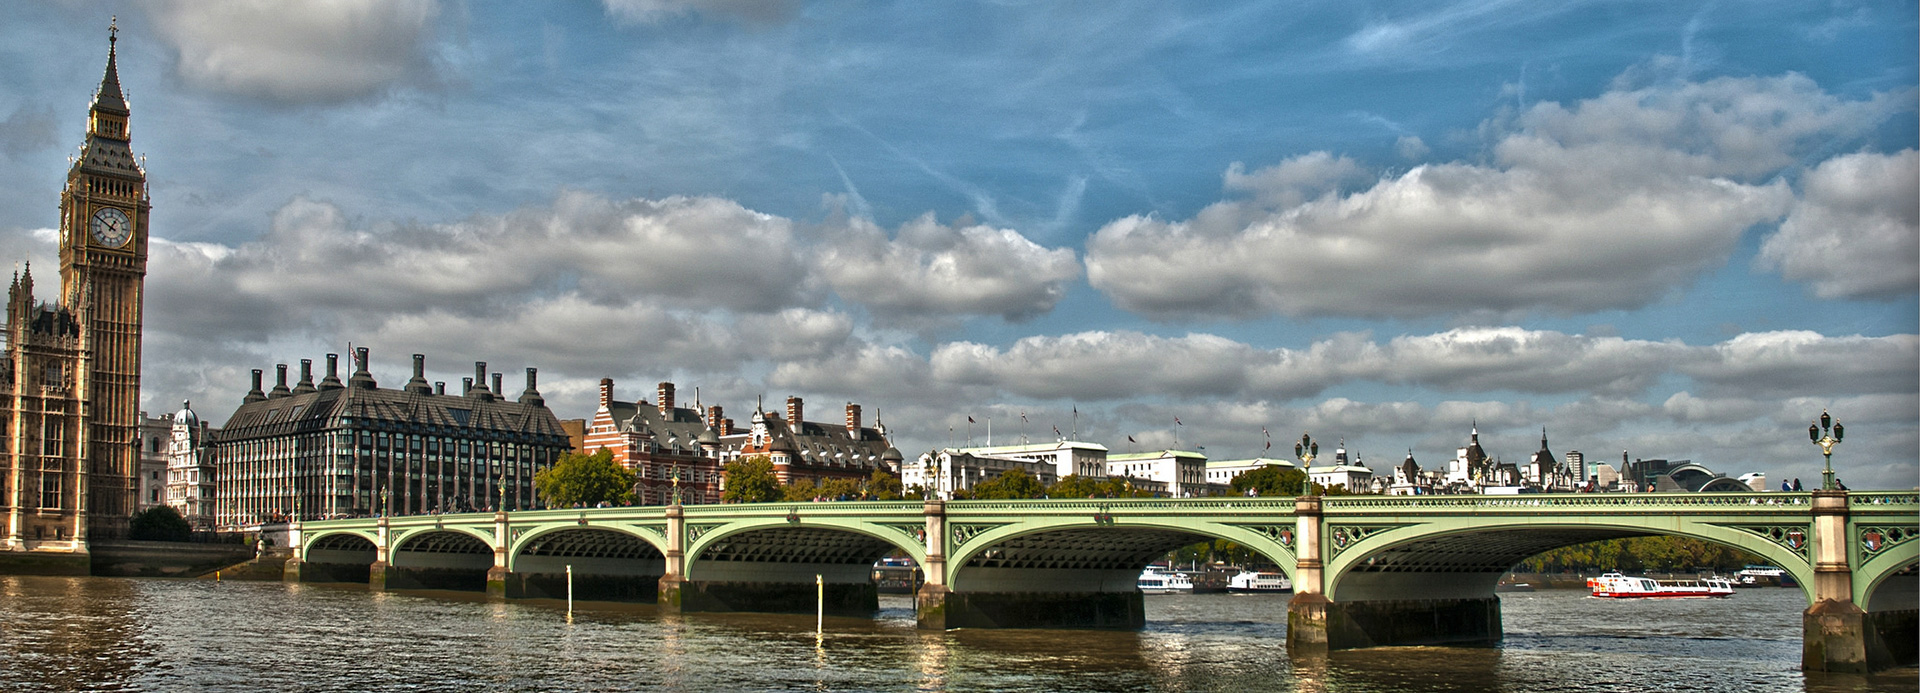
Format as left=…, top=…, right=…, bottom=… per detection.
left=57, top=21, right=148, bottom=539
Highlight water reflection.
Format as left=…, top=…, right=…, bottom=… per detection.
left=0, top=576, right=1914, bottom=692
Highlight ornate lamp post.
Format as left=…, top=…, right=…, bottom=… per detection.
left=1808, top=409, right=1844, bottom=491
left=670, top=464, right=682, bottom=506
left=1294, top=432, right=1319, bottom=496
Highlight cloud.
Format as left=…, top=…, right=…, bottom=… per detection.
left=601, top=0, right=799, bottom=25
left=1679, top=330, right=1919, bottom=399
left=1758, top=149, right=1919, bottom=300
left=150, top=0, right=446, bottom=105
left=1085, top=74, right=1901, bottom=321
left=0, top=105, right=57, bottom=158
left=814, top=213, right=1080, bottom=323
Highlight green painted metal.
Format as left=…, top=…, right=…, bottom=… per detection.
left=293, top=491, right=1919, bottom=607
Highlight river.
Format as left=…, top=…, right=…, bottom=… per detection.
left=0, top=576, right=1911, bottom=692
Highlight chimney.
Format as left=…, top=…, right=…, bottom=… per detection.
left=846, top=403, right=862, bottom=433
left=657, top=382, right=675, bottom=415
left=349, top=347, right=376, bottom=389
left=473, top=362, right=487, bottom=394
left=244, top=369, right=266, bottom=403
left=492, top=372, right=503, bottom=397
left=320, top=353, right=343, bottom=389
left=786, top=396, right=803, bottom=426
left=405, top=354, right=431, bottom=394
left=293, top=359, right=315, bottom=394
left=519, top=368, right=544, bottom=407
left=707, top=405, right=723, bottom=429
left=462, top=378, right=473, bottom=397
left=721, top=417, right=734, bottom=436
left=434, top=381, right=445, bottom=396
left=269, top=364, right=290, bottom=398
left=599, top=378, right=614, bottom=408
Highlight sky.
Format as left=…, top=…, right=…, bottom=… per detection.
left=0, top=1, right=1914, bottom=489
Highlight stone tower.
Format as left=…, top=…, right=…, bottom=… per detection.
left=57, top=21, right=148, bottom=541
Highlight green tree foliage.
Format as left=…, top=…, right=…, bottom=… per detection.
left=128, top=505, right=192, bottom=542
left=958, top=468, right=1049, bottom=499
left=868, top=469, right=903, bottom=500
left=1047, top=474, right=1155, bottom=498
left=1229, top=465, right=1310, bottom=496
left=1517, top=536, right=1766, bottom=573
left=722, top=455, right=782, bottom=503
left=534, top=450, right=635, bottom=508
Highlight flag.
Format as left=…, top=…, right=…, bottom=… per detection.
left=1265, top=440, right=1272, bottom=450
left=1197, top=445, right=1206, bottom=451
left=1052, top=425, right=1060, bottom=436
left=1175, top=417, right=1183, bottom=426
left=1127, top=435, right=1136, bottom=443
left=1021, top=412, right=1028, bottom=423
left=967, top=416, right=975, bottom=424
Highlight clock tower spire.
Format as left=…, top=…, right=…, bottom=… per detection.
left=56, top=18, right=149, bottom=539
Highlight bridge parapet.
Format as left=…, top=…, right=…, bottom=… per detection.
left=1323, top=492, right=1817, bottom=513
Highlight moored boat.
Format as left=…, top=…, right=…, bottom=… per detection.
left=1587, top=572, right=1734, bottom=599
left=1137, top=566, right=1194, bottom=594
left=1733, top=564, right=1787, bottom=587
left=1226, top=570, right=1292, bottom=593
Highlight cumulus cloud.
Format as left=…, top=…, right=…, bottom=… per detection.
left=1758, top=149, right=1920, bottom=299
left=814, top=213, right=1080, bottom=323
left=1085, top=74, right=1901, bottom=321
left=150, top=0, right=446, bottom=105
left=1679, top=330, right=1919, bottom=398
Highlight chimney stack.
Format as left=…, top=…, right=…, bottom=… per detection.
left=349, top=347, right=376, bottom=389
left=721, top=418, right=735, bottom=436
left=786, top=396, right=803, bottom=425
left=293, top=359, right=315, bottom=394
left=707, top=405, right=723, bottom=429
left=473, top=362, right=487, bottom=394
left=244, top=369, right=266, bottom=403
left=405, top=354, right=431, bottom=394
left=599, top=378, right=614, bottom=408
left=320, top=353, right=343, bottom=390
left=519, top=368, right=544, bottom=406
left=435, top=381, right=445, bottom=396
left=658, top=382, right=675, bottom=415
left=492, top=372, right=503, bottom=397
left=846, top=403, right=862, bottom=433
left=269, top=364, right=290, bottom=398
left=462, top=377, right=473, bottom=397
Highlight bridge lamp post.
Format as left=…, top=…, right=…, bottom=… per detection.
left=1294, top=433, right=1319, bottom=496
left=1808, top=409, right=1844, bottom=491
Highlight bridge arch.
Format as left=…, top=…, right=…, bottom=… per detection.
left=1857, top=542, right=1918, bottom=612
left=298, top=531, right=379, bottom=583
left=1322, top=518, right=1817, bottom=603
left=945, top=518, right=1297, bottom=592
left=504, top=524, right=669, bottom=602
left=684, top=518, right=926, bottom=582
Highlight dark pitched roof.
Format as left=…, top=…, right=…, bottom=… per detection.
left=217, top=383, right=567, bottom=442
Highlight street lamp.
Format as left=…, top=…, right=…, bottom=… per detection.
left=1809, top=409, right=1845, bottom=491
left=1295, top=432, right=1319, bottom=497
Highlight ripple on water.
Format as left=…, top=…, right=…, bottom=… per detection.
left=0, top=577, right=1913, bottom=692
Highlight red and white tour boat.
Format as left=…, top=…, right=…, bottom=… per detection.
left=1587, top=572, right=1734, bottom=599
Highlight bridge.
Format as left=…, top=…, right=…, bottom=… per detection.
left=287, top=490, right=1918, bottom=673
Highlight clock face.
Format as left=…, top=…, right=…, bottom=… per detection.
left=89, top=207, right=131, bottom=247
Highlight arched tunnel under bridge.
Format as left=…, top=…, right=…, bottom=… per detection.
left=671, top=526, right=914, bottom=616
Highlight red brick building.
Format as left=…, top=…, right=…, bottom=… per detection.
left=722, top=396, right=902, bottom=487
left=581, top=379, right=728, bottom=505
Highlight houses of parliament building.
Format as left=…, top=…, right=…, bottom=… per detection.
left=1, top=25, right=148, bottom=565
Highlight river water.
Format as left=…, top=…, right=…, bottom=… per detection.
left=0, top=576, right=1911, bottom=692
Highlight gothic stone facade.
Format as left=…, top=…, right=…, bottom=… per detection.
left=3, top=28, right=146, bottom=552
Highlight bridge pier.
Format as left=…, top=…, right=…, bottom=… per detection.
left=1803, top=490, right=1901, bottom=673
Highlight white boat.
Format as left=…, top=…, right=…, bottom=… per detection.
left=1137, top=567, right=1193, bottom=594
left=1587, top=572, right=1734, bottom=599
left=1733, top=565, right=1787, bottom=587
left=1226, top=570, right=1292, bottom=593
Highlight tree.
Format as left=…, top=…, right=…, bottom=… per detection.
left=966, top=468, right=1049, bottom=499
left=129, top=505, right=192, bottom=542
left=1230, top=465, right=1310, bottom=496
left=867, top=469, right=903, bottom=500
left=722, top=454, right=782, bottom=503
left=534, top=450, right=635, bottom=508
left=1048, top=474, right=1154, bottom=499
